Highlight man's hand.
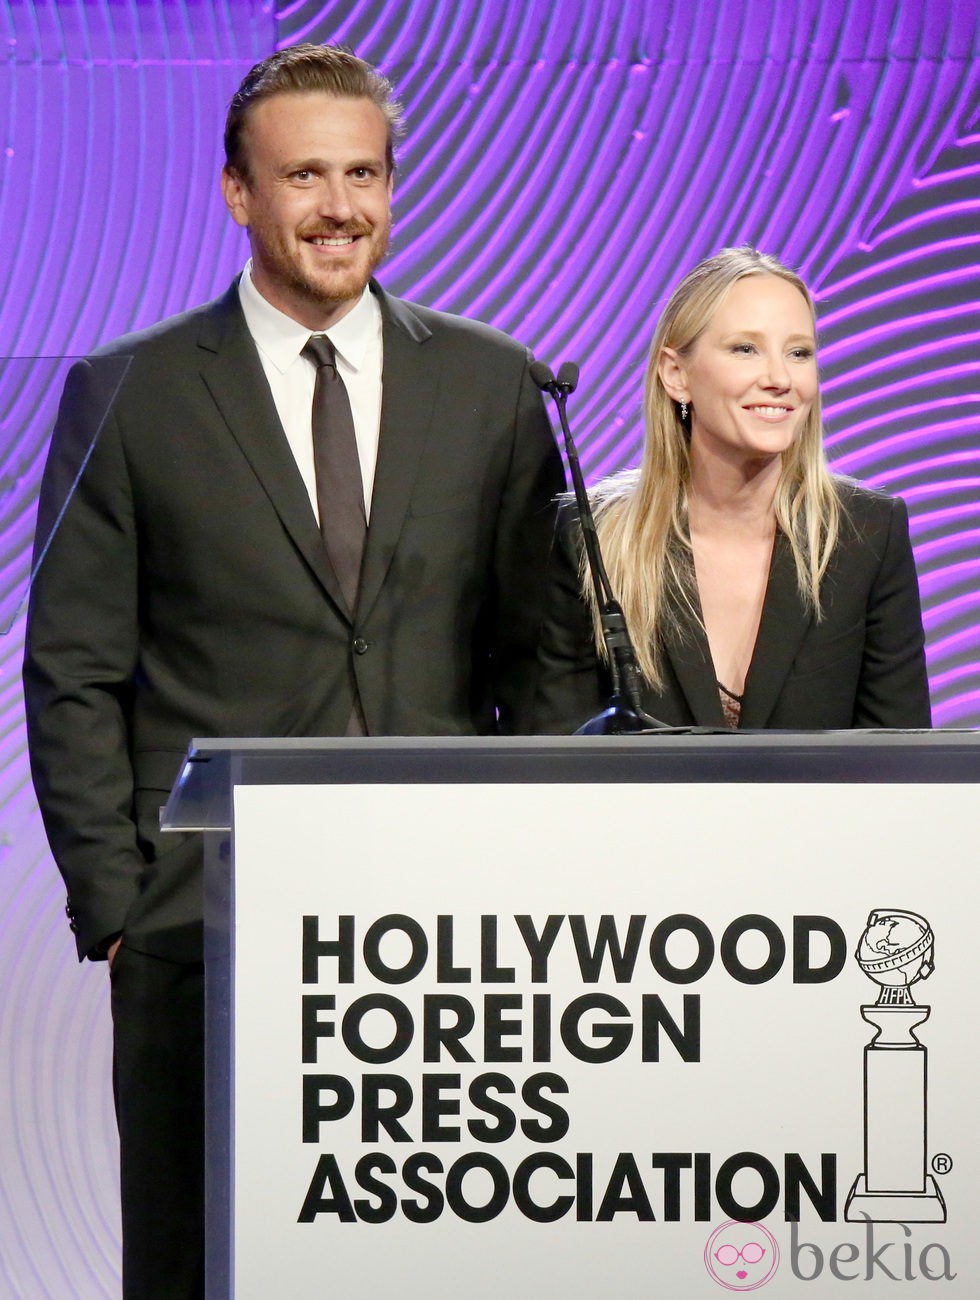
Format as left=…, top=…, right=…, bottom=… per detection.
left=107, top=937, right=122, bottom=968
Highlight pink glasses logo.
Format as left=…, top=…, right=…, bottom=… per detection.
left=704, top=1220, right=780, bottom=1291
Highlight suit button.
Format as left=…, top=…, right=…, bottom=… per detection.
left=352, top=637, right=369, bottom=655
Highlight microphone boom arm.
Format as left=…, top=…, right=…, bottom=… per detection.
left=531, top=360, right=666, bottom=733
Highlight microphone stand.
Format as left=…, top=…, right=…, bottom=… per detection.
left=531, top=360, right=666, bottom=734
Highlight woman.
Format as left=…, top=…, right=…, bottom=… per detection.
left=534, top=247, right=931, bottom=731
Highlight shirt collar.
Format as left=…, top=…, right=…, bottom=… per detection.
left=237, top=261, right=380, bottom=374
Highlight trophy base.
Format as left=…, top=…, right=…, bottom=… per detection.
left=844, top=1174, right=947, bottom=1223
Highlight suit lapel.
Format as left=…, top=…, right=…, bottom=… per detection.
left=196, top=284, right=349, bottom=618
left=660, top=530, right=811, bottom=728
left=740, top=530, right=812, bottom=726
left=356, top=286, right=437, bottom=622
left=662, top=593, right=728, bottom=727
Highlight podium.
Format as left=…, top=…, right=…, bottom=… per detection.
left=163, top=733, right=979, bottom=1298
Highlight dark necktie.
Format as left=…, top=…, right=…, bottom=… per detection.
left=302, top=335, right=366, bottom=616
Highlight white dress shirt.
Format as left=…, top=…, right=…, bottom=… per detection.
left=237, top=261, right=384, bottom=519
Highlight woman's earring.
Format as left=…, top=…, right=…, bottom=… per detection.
left=680, top=401, right=689, bottom=421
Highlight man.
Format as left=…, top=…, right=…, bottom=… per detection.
left=24, top=43, right=563, bottom=1297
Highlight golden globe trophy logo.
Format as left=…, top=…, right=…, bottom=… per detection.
left=705, top=908, right=953, bottom=1290
left=845, top=909, right=946, bottom=1224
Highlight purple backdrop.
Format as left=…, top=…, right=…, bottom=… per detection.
left=1, top=1, right=978, bottom=1293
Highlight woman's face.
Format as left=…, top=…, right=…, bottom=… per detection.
left=663, top=274, right=818, bottom=470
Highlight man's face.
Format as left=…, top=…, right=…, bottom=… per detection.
left=222, top=92, right=393, bottom=330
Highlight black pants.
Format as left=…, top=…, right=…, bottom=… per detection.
left=110, top=945, right=205, bottom=1299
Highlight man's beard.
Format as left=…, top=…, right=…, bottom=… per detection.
left=272, top=219, right=390, bottom=310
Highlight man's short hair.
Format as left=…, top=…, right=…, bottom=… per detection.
left=225, top=43, right=404, bottom=182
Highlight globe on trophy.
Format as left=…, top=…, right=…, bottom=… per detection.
left=845, top=909, right=946, bottom=1222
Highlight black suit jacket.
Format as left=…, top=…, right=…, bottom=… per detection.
left=24, top=280, right=564, bottom=962
left=533, top=481, right=931, bottom=733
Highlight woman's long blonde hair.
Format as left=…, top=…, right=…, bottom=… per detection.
left=587, top=246, right=841, bottom=687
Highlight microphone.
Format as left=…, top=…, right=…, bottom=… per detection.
left=556, top=362, right=579, bottom=394
left=529, top=360, right=559, bottom=395
left=532, top=360, right=665, bottom=735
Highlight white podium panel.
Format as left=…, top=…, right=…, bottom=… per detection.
left=194, top=758, right=977, bottom=1298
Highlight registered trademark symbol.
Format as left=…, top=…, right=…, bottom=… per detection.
left=932, top=1153, right=953, bottom=1175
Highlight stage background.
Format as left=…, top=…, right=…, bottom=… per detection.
left=1, top=1, right=978, bottom=1293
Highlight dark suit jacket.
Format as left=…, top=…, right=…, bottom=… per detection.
left=24, top=280, right=564, bottom=963
left=533, top=481, right=931, bottom=733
